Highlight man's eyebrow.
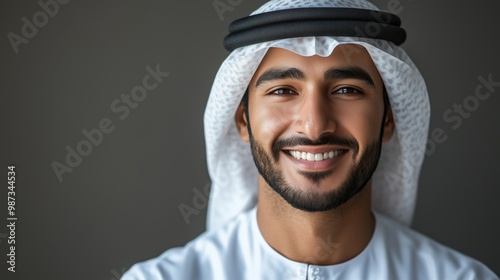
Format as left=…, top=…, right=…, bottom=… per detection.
left=255, top=67, right=305, bottom=87
left=324, top=66, right=375, bottom=87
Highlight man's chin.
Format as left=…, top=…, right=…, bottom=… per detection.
left=282, top=169, right=346, bottom=192
left=296, top=170, right=335, bottom=185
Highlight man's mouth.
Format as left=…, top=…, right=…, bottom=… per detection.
left=286, top=149, right=348, bottom=161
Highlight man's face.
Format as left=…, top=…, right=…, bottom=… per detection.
left=236, top=45, right=394, bottom=212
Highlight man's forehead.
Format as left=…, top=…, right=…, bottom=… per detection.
left=261, top=44, right=372, bottom=67
left=250, top=44, right=382, bottom=85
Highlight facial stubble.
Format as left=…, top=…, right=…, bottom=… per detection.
left=249, top=132, right=382, bottom=213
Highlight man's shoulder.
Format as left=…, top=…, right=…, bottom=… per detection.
left=374, top=212, right=498, bottom=279
left=121, top=209, right=254, bottom=280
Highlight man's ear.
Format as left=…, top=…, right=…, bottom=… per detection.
left=235, top=102, right=250, bottom=142
left=382, top=105, right=395, bottom=143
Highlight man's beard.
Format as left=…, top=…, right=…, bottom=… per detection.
left=249, top=133, right=382, bottom=212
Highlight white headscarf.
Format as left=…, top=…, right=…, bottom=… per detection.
left=204, top=0, right=429, bottom=231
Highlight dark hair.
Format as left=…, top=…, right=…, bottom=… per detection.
left=241, top=88, right=249, bottom=112
left=241, top=88, right=251, bottom=135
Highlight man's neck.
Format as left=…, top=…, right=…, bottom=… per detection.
left=256, top=177, right=375, bottom=265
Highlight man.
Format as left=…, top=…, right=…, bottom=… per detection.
left=123, top=0, right=498, bottom=279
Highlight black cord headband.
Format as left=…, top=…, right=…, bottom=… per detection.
left=224, top=8, right=406, bottom=51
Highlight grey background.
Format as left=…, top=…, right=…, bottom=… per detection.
left=0, top=0, right=499, bottom=279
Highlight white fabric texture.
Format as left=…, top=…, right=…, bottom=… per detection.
left=205, top=0, right=430, bottom=230
left=122, top=207, right=498, bottom=280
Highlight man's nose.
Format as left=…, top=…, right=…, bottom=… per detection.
left=293, top=89, right=336, bottom=140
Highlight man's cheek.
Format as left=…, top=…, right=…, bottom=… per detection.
left=345, top=109, right=380, bottom=134
left=257, top=106, right=292, bottom=134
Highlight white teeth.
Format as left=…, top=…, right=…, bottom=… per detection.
left=307, top=153, right=315, bottom=161
left=288, top=150, right=344, bottom=161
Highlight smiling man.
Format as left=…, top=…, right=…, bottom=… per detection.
left=234, top=46, right=391, bottom=266
left=122, top=0, right=498, bottom=279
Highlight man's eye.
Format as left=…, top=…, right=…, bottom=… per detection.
left=334, top=87, right=363, bottom=95
left=269, top=88, right=296, bottom=95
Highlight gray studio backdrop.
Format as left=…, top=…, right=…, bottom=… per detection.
left=1, top=0, right=499, bottom=279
